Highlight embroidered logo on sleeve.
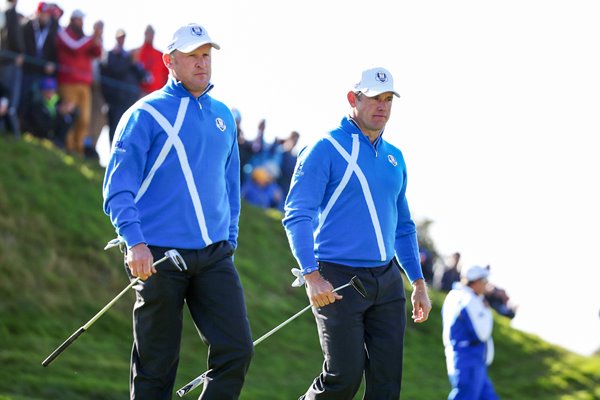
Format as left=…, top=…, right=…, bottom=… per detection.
left=114, top=140, right=127, bottom=153
left=387, top=154, right=397, bottom=167
left=215, top=118, right=226, bottom=132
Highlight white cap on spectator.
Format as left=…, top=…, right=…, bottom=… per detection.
left=461, top=265, right=490, bottom=282
left=71, top=9, right=85, bottom=19
left=352, top=67, right=400, bottom=98
left=166, top=23, right=220, bottom=54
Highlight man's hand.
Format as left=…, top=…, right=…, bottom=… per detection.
left=126, top=243, right=155, bottom=281
left=411, top=279, right=432, bottom=323
left=304, top=271, right=342, bottom=308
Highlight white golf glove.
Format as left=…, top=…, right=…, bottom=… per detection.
left=291, top=268, right=305, bottom=287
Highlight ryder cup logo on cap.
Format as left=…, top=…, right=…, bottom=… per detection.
left=167, top=23, right=221, bottom=53
left=353, top=67, right=400, bottom=98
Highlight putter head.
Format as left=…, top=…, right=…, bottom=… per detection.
left=349, top=276, right=367, bottom=298
left=165, top=250, right=188, bottom=271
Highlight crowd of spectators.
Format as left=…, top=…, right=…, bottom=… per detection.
left=234, top=110, right=300, bottom=211
left=1, top=1, right=302, bottom=212
left=0, top=1, right=167, bottom=158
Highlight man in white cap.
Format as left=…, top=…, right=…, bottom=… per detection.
left=442, top=265, right=500, bottom=399
left=103, top=23, right=253, bottom=399
left=283, top=67, right=432, bottom=399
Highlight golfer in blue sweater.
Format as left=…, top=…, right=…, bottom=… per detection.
left=103, top=23, right=253, bottom=399
left=283, top=67, right=432, bottom=399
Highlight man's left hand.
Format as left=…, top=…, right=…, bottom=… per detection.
left=411, top=279, right=432, bottom=323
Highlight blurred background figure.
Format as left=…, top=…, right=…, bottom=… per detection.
left=55, top=9, right=102, bottom=155
left=484, top=264, right=518, bottom=319
left=419, top=247, right=435, bottom=285
left=442, top=264, right=499, bottom=400
left=435, top=251, right=462, bottom=292
left=232, top=107, right=253, bottom=185
left=276, top=130, right=300, bottom=201
left=20, top=0, right=58, bottom=122
left=22, top=75, right=78, bottom=148
left=245, top=118, right=282, bottom=184
left=241, top=165, right=283, bottom=210
left=132, top=24, right=168, bottom=95
left=0, top=0, right=25, bottom=138
left=100, top=28, right=146, bottom=146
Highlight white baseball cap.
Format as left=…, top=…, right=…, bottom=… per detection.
left=166, top=23, right=220, bottom=54
left=461, top=265, right=490, bottom=282
left=352, top=67, right=400, bottom=98
left=71, top=9, right=85, bottom=19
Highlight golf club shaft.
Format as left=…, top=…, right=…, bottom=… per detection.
left=176, top=281, right=352, bottom=397
left=41, top=255, right=168, bottom=367
left=253, top=281, right=351, bottom=346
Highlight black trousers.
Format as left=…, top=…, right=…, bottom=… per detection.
left=127, top=241, right=254, bottom=400
left=301, top=261, right=407, bottom=400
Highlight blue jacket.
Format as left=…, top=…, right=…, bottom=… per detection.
left=282, top=116, right=423, bottom=282
left=442, top=283, right=495, bottom=373
left=102, top=77, right=240, bottom=250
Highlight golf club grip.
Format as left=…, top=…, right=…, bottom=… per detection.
left=176, top=372, right=208, bottom=397
left=41, top=327, right=85, bottom=367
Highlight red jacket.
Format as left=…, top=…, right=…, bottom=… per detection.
left=135, top=42, right=169, bottom=93
left=56, top=27, right=102, bottom=85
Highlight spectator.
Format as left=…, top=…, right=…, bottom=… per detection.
left=442, top=264, right=499, bottom=399
left=88, top=55, right=107, bottom=156
left=100, top=28, right=145, bottom=145
left=241, top=165, right=283, bottom=210
left=436, top=251, right=462, bottom=292
left=232, top=107, right=253, bottom=185
left=419, top=247, right=435, bottom=284
left=0, top=80, right=11, bottom=133
left=21, top=75, right=77, bottom=147
left=55, top=9, right=102, bottom=155
left=20, top=1, right=58, bottom=118
left=246, top=118, right=282, bottom=182
left=484, top=266, right=517, bottom=319
left=132, top=24, right=168, bottom=95
left=0, top=0, right=25, bottom=138
left=276, top=130, right=300, bottom=200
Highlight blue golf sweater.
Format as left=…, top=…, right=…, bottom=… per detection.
left=102, top=77, right=240, bottom=250
left=282, top=116, right=423, bottom=283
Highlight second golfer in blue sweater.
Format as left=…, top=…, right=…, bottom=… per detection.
left=283, top=67, right=432, bottom=399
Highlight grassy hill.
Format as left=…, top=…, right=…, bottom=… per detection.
left=1, top=135, right=599, bottom=399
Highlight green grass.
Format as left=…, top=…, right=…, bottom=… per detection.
left=1, top=134, right=599, bottom=399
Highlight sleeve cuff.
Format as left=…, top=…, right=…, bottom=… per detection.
left=301, top=265, right=320, bottom=276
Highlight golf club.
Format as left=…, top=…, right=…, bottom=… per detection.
left=176, top=275, right=367, bottom=397
left=41, top=249, right=187, bottom=367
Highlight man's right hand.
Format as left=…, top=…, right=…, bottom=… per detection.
left=304, top=271, right=342, bottom=307
left=126, top=243, right=155, bottom=280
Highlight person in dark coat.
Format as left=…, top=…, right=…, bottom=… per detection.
left=20, top=2, right=59, bottom=117
left=100, top=28, right=146, bottom=145
left=22, top=76, right=78, bottom=147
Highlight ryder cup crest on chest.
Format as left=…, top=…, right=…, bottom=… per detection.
left=215, top=117, right=226, bottom=132
left=387, top=154, right=398, bottom=167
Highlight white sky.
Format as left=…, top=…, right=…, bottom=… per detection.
left=18, top=0, right=600, bottom=356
